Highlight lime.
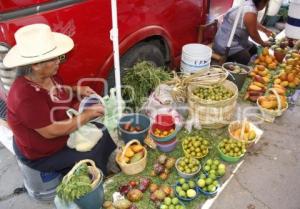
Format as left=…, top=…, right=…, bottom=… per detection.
left=182, top=183, right=189, bottom=191
left=187, top=189, right=197, bottom=198
left=204, top=165, right=210, bottom=172
left=213, top=159, right=220, bottom=165
left=205, top=178, right=212, bottom=185
left=172, top=197, right=179, bottom=205
left=206, top=159, right=213, bottom=165
left=188, top=180, right=196, bottom=189
left=178, top=178, right=185, bottom=185
left=208, top=185, right=216, bottom=193
left=164, top=197, right=172, bottom=205
left=179, top=190, right=186, bottom=197
left=197, top=179, right=205, bottom=187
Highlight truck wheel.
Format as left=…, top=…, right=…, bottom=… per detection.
left=107, top=42, right=166, bottom=90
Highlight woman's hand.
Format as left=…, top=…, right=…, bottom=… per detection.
left=73, top=86, right=96, bottom=97
left=263, top=28, right=274, bottom=37
left=81, top=104, right=105, bottom=121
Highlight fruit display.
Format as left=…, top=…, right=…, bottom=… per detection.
left=151, top=154, right=176, bottom=180
left=153, top=128, right=175, bottom=138
left=176, top=156, right=201, bottom=175
left=245, top=65, right=271, bottom=102
left=182, top=135, right=209, bottom=159
left=122, top=122, right=143, bottom=132
left=150, top=184, right=174, bottom=207
left=258, top=93, right=288, bottom=110
left=175, top=178, right=198, bottom=200
left=160, top=197, right=184, bottom=209
left=254, top=47, right=278, bottom=70
left=192, top=85, right=234, bottom=101
left=229, top=121, right=256, bottom=142
left=203, top=159, right=226, bottom=178
left=223, top=63, right=248, bottom=74
left=218, top=138, right=246, bottom=158
left=197, top=173, right=220, bottom=195
left=117, top=142, right=145, bottom=164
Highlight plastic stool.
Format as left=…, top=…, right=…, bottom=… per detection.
left=17, top=160, right=62, bottom=201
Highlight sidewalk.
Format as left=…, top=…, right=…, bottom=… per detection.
left=0, top=105, right=300, bottom=209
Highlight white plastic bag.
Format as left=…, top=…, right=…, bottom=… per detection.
left=66, top=109, right=103, bottom=152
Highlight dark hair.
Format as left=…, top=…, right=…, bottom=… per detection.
left=252, top=0, right=269, bottom=8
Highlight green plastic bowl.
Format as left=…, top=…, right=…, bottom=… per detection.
left=217, top=146, right=245, bottom=163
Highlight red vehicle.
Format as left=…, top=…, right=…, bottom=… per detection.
left=0, top=0, right=233, bottom=100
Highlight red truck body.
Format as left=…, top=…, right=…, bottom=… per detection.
left=0, top=0, right=233, bottom=99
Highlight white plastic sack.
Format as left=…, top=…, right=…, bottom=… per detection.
left=66, top=109, right=103, bottom=152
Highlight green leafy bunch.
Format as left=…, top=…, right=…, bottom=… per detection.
left=56, top=163, right=92, bottom=202
left=122, top=61, right=171, bottom=109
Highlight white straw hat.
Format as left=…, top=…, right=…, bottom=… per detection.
left=3, top=23, right=74, bottom=68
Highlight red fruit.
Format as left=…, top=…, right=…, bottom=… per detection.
left=129, top=181, right=138, bottom=187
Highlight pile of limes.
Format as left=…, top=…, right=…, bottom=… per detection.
left=203, top=159, right=226, bottom=178
left=175, top=178, right=197, bottom=199
left=177, top=156, right=200, bottom=174
left=182, top=135, right=209, bottom=158
left=193, top=85, right=233, bottom=101
left=197, top=173, right=219, bottom=194
left=218, top=138, right=246, bottom=157
left=160, top=197, right=184, bottom=209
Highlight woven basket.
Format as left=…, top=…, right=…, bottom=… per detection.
left=115, top=139, right=147, bottom=175
left=257, top=88, right=288, bottom=122
left=228, top=120, right=257, bottom=146
left=63, top=159, right=102, bottom=189
left=187, top=80, right=238, bottom=129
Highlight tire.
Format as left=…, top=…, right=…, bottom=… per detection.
left=107, top=42, right=165, bottom=89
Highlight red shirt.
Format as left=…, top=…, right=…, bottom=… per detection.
left=7, top=76, right=72, bottom=160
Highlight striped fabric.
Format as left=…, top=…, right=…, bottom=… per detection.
left=0, top=99, right=7, bottom=120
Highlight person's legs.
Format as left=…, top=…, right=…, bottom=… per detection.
left=17, top=124, right=117, bottom=176
left=227, top=49, right=251, bottom=65
left=249, top=44, right=257, bottom=56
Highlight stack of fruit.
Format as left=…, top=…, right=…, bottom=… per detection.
left=151, top=154, right=176, bottom=180
left=218, top=138, right=246, bottom=163
left=117, top=143, right=145, bottom=164
left=149, top=184, right=174, bottom=207
left=254, top=47, right=278, bottom=70
left=175, top=157, right=201, bottom=178
left=175, top=178, right=198, bottom=201
left=196, top=173, right=220, bottom=196
left=160, top=197, right=185, bottom=209
left=223, top=63, right=248, bottom=74
left=182, top=135, right=209, bottom=159
left=229, top=121, right=257, bottom=143
left=258, top=93, right=288, bottom=110
left=203, top=159, right=226, bottom=178
left=192, top=85, right=234, bottom=101
left=245, top=65, right=270, bottom=102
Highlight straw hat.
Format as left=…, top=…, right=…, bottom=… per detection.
left=3, top=23, right=74, bottom=68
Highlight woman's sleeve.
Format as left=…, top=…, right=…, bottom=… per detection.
left=16, top=96, right=52, bottom=129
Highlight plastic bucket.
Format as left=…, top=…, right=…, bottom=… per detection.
left=267, top=0, right=283, bottom=16
left=118, top=113, right=150, bottom=144
left=222, top=62, right=250, bottom=90
left=75, top=171, right=104, bottom=209
left=181, top=44, right=212, bottom=73
left=286, top=0, right=300, bottom=39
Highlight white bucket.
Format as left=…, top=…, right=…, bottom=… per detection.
left=285, top=0, right=300, bottom=39
left=180, top=44, right=212, bottom=74
left=267, top=0, right=283, bottom=16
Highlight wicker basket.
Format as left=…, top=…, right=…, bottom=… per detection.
left=228, top=120, right=258, bottom=147
left=115, top=139, right=147, bottom=175
left=187, top=80, right=238, bottom=129
left=257, top=88, right=288, bottom=122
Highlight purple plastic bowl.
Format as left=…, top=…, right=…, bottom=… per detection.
left=156, top=139, right=177, bottom=153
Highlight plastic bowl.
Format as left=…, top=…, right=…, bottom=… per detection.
left=118, top=113, right=150, bottom=144
left=174, top=182, right=199, bottom=202
left=175, top=157, right=201, bottom=179
left=156, top=139, right=177, bottom=153
left=196, top=182, right=220, bottom=197
left=217, top=145, right=245, bottom=163
left=150, top=125, right=179, bottom=143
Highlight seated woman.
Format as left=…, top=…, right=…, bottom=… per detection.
left=3, top=24, right=116, bottom=176
left=213, top=0, right=273, bottom=65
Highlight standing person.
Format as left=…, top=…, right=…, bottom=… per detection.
left=3, top=24, right=117, bottom=176
left=213, top=0, right=274, bottom=65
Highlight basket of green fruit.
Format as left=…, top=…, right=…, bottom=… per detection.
left=196, top=173, right=220, bottom=197
left=175, top=157, right=201, bottom=179
left=203, top=158, right=226, bottom=179
left=181, top=135, right=209, bottom=159
left=187, top=80, right=238, bottom=129
left=218, top=138, right=246, bottom=163
left=160, top=197, right=186, bottom=209
left=174, top=178, right=199, bottom=202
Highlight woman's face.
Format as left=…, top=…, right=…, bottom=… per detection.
left=32, top=57, right=60, bottom=77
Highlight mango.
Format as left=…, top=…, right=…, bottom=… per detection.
left=125, top=147, right=135, bottom=158
left=287, top=73, right=295, bottom=82
left=249, top=130, right=256, bottom=141
left=130, top=151, right=144, bottom=163
left=249, top=84, right=262, bottom=91
left=131, top=144, right=144, bottom=153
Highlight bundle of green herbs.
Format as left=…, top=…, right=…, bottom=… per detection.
left=56, top=163, right=92, bottom=202
left=122, top=61, right=171, bottom=109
